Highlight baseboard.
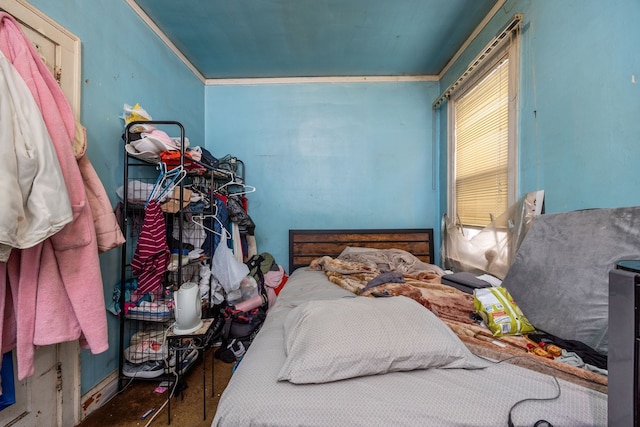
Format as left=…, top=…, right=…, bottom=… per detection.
left=80, top=370, right=119, bottom=421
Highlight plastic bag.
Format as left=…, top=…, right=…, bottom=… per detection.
left=122, top=103, right=155, bottom=133
left=473, top=286, right=535, bottom=336
left=443, top=190, right=545, bottom=280
left=123, top=103, right=152, bottom=123
left=211, top=240, right=249, bottom=293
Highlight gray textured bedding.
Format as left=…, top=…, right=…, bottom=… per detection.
left=212, top=268, right=607, bottom=427
left=502, top=206, right=640, bottom=355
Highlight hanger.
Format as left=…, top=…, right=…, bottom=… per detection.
left=187, top=183, right=210, bottom=204
left=214, top=173, right=256, bottom=196
left=190, top=200, right=231, bottom=239
left=190, top=214, right=232, bottom=240
left=154, top=166, right=186, bottom=203
left=225, top=183, right=256, bottom=197
left=145, top=162, right=187, bottom=206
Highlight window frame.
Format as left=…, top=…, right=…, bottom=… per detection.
left=447, top=30, right=519, bottom=232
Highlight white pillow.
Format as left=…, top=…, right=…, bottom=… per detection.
left=277, top=296, right=488, bottom=384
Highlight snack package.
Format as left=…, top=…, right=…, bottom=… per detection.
left=473, top=286, right=535, bottom=336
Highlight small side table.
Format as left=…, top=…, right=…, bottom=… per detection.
left=165, top=318, right=215, bottom=424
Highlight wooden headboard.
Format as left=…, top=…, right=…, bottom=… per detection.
left=289, top=228, right=434, bottom=273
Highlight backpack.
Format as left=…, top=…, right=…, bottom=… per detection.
left=214, top=305, right=266, bottom=363
left=214, top=255, right=270, bottom=363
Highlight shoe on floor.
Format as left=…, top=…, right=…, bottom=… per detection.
left=165, top=346, right=198, bottom=375
left=211, top=315, right=225, bottom=340
left=178, top=347, right=198, bottom=374
left=124, top=339, right=168, bottom=363
left=123, top=360, right=165, bottom=378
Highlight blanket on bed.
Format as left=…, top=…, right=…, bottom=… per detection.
left=309, top=250, right=607, bottom=393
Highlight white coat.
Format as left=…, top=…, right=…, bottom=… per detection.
left=0, top=51, right=72, bottom=262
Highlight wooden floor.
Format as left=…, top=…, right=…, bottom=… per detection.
left=77, top=347, right=234, bottom=427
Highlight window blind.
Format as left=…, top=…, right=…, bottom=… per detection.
left=454, top=57, right=509, bottom=227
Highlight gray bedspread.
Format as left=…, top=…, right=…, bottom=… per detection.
left=212, top=269, right=607, bottom=427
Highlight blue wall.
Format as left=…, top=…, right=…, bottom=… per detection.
left=205, top=81, right=440, bottom=269
left=20, top=0, right=640, bottom=401
left=28, top=0, right=205, bottom=395
left=439, top=0, right=640, bottom=217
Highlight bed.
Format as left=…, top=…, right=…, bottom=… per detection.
left=212, top=228, right=608, bottom=427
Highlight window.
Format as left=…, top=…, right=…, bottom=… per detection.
left=448, top=39, right=518, bottom=230
left=440, top=18, right=521, bottom=278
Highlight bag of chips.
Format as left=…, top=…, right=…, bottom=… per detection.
left=473, top=286, right=535, bottom=336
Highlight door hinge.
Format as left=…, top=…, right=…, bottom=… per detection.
left=56, top=362, right=63, bottom=392
left=54, top=66, right=62, bottom=85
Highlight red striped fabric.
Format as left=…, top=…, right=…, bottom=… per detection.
left=131, top=200, right=170, bottom=295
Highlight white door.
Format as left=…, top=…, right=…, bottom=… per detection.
left=0, top=1, right=82, bottom=426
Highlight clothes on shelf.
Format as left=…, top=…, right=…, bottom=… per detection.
left=115, top=146, right=261, bottom=311
left=116, top=113, right=267, bottom=391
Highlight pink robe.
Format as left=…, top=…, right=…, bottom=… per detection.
left=0, top=13, right=108, bottom=379
left=75, top=122, right=126, bottom=253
